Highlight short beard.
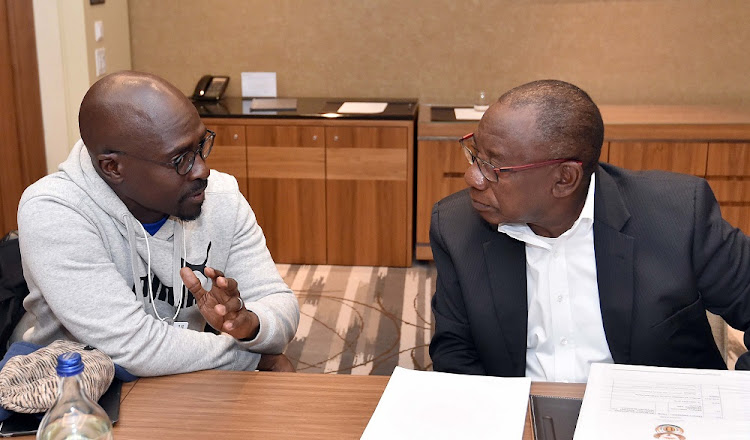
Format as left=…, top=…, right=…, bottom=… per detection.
left=177, top=205, right=202, bottom=222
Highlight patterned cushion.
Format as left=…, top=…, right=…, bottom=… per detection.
left=0, top=340, right=114, bottom=413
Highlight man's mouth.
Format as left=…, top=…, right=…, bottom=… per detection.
left=470, top=198, right=494, bottom=211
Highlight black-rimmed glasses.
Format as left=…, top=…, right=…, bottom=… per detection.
left=114, top=129, right=216, bottom=176
left=459, top=132, right=581, bottom=183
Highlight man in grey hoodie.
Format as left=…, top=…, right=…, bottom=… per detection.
left=12, top=71, right=300, bottom=376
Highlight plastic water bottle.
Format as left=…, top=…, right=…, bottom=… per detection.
left=36, top=352, right=113, bottom=440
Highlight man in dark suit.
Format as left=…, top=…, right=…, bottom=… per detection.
left=429, top=79, right=750, bottom=381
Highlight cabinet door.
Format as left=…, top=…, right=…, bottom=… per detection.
left=608, top=142, right=708, bottom=176
left=204, top=124, right=248, bottom=199
left=415, top=139, right=469, bottom=260
left=326, top=125, right=410, bottom=266
left=246, top=125, right=326, bottom=264
left=706, top=142, right=750, bottom=234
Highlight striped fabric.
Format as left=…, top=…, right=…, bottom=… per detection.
left=278, top=262, right=437, bottom=375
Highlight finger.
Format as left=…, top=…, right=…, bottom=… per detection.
left=180, top=267, right=208, bottom=302
left=214, top=296, right=244, bottom=317
left=214, top=276, right=239, bottom=293
left=222, top=306, right=250, bottom=332
left=204, top=267, right=225, bottom=281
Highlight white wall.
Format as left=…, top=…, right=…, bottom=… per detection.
left=33, top=0, right=132, bottom=174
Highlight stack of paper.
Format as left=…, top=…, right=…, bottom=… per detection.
left=454, top=107, right=485, bottom=120
left=361, top=367, right=531, bottom=439
left=574, top=363, right=750, bottom=439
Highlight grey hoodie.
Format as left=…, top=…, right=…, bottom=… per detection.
left=13, top=140, right=300, bottom=376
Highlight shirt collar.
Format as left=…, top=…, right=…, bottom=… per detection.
left=498, top=177, right=596, bottom=248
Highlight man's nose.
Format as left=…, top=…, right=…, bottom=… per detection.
left=464, top=163, right=487, bottom=190
left=189, top=154, right=210, bottom=180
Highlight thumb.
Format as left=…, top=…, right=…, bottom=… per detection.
left=180, top=266, right=207, bottom=302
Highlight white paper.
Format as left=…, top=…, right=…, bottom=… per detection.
left=454, top=107, right=485, bottom=120
left=361, top=367, right=531, bottom=440
left=574, top=363, right=750, bottom=440
left=337, top=102, right=387, bottom=114
left=241, top=72, right=276, bottom=98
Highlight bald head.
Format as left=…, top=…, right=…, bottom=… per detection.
left=79, top=71, right=198, bottom=158
left=497, top=80, right=604, bottom=176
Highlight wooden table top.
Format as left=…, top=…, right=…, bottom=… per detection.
left=107, top=370, right=585, bottom=440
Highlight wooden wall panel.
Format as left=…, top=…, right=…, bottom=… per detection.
left=327, top=180, right=408, bottom=267
left=0, top=0, right=45, bottom=233
left=706, top=143, right=750, bottom=177
left=246, top=125, right=324, bottom=149
left=325, top=127, right=407, bottom=150
left=326, top=149, right=406, bottom=181
left=205, top=124, right=248, bottom=198
left=248, top=178, right=327, bottom=264
left=608, top=142, right=708, bottom=176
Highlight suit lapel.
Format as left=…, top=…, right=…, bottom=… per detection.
left=484, top=234, right=528, bottom=374
left=593, top=167, right=635, bottom=364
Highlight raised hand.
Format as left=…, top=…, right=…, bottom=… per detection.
left=180, top=266, right=260, bottom=340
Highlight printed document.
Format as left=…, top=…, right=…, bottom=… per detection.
left=574, top=363, right=750, bottom=440
left=361, top=366, right=531, bottom=439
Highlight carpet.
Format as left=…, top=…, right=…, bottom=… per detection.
left=278, top=262, right=437, bottom=375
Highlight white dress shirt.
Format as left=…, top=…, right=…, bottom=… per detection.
left=498, top=178, right=614, bottom=383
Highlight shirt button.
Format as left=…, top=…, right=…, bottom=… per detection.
left=560, top=337, right=568, bottom=346
left=557, top=295, right=564, bottom=303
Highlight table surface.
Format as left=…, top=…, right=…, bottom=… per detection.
left=105, top=371, right=585, bottom=440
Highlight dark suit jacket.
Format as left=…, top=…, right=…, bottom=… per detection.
left=429, top=163, right=750, bottom=376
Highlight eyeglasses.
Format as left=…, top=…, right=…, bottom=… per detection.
left=459, top=132, right=581, bottom=183
left=114, top=129, right=216, bottom=176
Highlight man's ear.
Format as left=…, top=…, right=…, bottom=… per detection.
left=552, top=161, right=583, bottom=198
left=97, top=153, right=124, bottom=184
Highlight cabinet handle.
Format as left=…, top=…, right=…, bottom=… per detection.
left=312, top=135, right=318, bottom=141
left=333, top=135, right=339, bottom=142
left=233, top=133, right=239, bottom=140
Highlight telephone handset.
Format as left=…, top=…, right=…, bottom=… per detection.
left=192, top=75, right=229, bottom=101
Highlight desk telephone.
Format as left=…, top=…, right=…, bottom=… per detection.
left=192, top=75, right=229, bottom=101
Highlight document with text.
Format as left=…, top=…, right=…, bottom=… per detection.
left=574, top=363, right=750, bottom=440
left=361, top=367, right=531, bottom=439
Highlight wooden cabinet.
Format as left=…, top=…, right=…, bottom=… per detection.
left=415, top=105, right=750, bottom=260
left=204, top=117, right=414, bottom=267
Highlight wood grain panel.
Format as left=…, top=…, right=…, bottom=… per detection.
left=205, top=124, right=248, bottom=198
left=415, top=140, right=469, bottom=251
left=608, top=142, right=708, bottom=176
left=706, top=143, right=750, bottom=177
left=717, top=206, right=750, bottom=235
left=326, top=148, right=406, bottom=181
left=249, top=178, right=326, bottom=264
left=6, top=0, right=45, bottom=186
left=208, top=145, right=248, bottom=199
left=247, top=147, right=325, bottom=179
left=0, top=0, right=23, bottom=232
left=208, top=124, right=246, bottom=146
left=325, top=126, right=407, bottom=149
left=327, top=180, right=408, bottom=267
left=246, top=125, right=324, bottom=148
left=707, top=179, right=750, bottom=203
left=600, top=141, right=610, bottom=163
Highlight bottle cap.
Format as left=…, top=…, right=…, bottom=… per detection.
left=56, top=352, right=84, bottom=377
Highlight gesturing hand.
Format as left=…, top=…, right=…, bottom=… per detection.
left=180, top=266, right=260, bottom=340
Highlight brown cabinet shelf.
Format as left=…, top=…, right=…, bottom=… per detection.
left=204, top=113, right=415, bottom=267
left=416, top=104, right=750, bottom=260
